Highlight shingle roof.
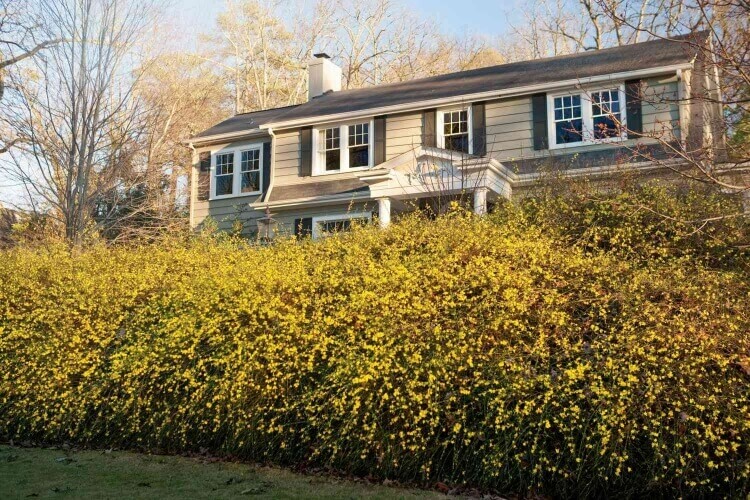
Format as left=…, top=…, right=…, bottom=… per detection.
left=193, top=105, right=300, bottom=139
left=194, top=32, right=705, bottom=140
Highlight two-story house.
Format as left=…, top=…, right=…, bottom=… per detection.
left=189, top=32, right=722, bottom=238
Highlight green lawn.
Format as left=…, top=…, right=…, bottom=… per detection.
left=0, top=445, right=451, bottom=499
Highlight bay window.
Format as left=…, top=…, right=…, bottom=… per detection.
left=313, top=120, right=373, bottom=174
left=548, top=86, right=627, bottom=149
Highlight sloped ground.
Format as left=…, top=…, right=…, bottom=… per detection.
left=0, top=445, right=451, bottom=499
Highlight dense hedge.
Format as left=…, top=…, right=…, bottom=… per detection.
left=1, top=186, right=749, bottom=498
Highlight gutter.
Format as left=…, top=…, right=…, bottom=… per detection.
left=187, top=128, right=269, bottom=148
left=249, top=192, right=373, bottom=210
left=188, top=141, right=196, bottom=229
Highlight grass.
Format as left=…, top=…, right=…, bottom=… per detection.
left=0, top=445, right=451, bottom=499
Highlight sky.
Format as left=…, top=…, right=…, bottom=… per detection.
left=176, top=0, right=524, bottom=42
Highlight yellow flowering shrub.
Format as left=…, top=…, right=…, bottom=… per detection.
left=0, top=194, right=749, bottom=497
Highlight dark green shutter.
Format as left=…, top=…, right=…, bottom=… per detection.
left=531, top=93, right=548, bottom=151
left=300, top=127, right=313, bottom=176
left=197, top=151, right=211, bottom=201
left=625, top=79, right=643, bottom=136
left=294, top=217, right=312, bottom=238
left=472, top=102, right=486, bottom=156
left=374, top=115, right=386, bottom=165
left=422, top=109, right=436, bottom=147
left=262, top=142, right=271, bottom=197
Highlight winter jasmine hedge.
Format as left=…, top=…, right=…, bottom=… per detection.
left=0, top=186, right=749, bottom=498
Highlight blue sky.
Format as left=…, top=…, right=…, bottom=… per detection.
left=175, top=0, right=523, bottom=42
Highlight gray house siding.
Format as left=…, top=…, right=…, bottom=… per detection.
left=191, top=138, right=268, bottom=237
left=483, top=75, right=681, bottom=172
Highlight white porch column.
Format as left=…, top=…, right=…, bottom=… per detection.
left=473, top=187, right=488, bottom=216
left=378, top=197, right=391, bottom=228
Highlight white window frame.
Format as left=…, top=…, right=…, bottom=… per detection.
left=547, top=84, right=628, bottom=150
left=312, top=119, right=375, bottom=176
left=210, top=143, right=264, bottom=200
left=437, top=105, right=473, bottom=155
left=311, top=211, right=372, bottom=239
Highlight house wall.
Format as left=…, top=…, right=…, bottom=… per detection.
left=385, top=111, right=423, bottom=161
left=190, top=138, right=268, bottom=236
left=191, top=74, right=686, bottom=236
left=483, top=75, right=681, bottom=169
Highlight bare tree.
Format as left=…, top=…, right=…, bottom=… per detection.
left=588, top=1, right=750, bottom=201
left=206, top=0, right=334, bottom=113
left=330, top=0, right=501, bottom=89
left=206, top=0, right=504, bottom=114
left=0, top=0, right=63, bottom=154
left=504, top=0, right=703, bottom=57
left=0, top=0, right=160, bottom=245
left=92, top=52, right=230, bottom=243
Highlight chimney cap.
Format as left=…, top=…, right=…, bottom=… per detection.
left=313, top=52, right=331, bottom=59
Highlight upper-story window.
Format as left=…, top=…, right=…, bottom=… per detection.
left=591, top=89, right=622, bottom=139
left=215, top=153, right=234, bottom=196
left=323, top=127, right=341, bottom=171
left=211, top=144, right=263, bottom=199
left=548, top=86, right=627, bottom=149
left=241, top=149, right=261, bottom=193
left=553, top=95, right=583, bottom=144
left=313, top=120, right=373, bottom=175
left=437, top=106, right=472, bottom=154
left=348, top=123, right=369, bottom=168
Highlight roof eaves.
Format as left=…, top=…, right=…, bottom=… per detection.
left=188, top=128, right=269, bottom=146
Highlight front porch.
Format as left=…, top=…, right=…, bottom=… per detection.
left=358, top=146, right=513, bottom=227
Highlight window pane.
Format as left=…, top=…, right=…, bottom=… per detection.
left=216, top=153, right=233, bottom=176
left=241, top=171, right=259, bottom=193
left=325, top=128, right=340, bottom=150
left=216, top=175, right=233, bottom=195
left=553, top=94, right=583, bottom=144
left=445, top=134, right=469, bottom=153
left=591, top=89, right=622, bottom=139
left=325, top=149, right=340, bottom=171
left=593, top=115, right=620, bottom=139
left=555, top=119, right=583, bottom=144
left=349, top=145, right=369, bottom=168
left=215, top=153, right=234, bottom=195
left=348, top=122, right=369, bottom=147
left=241, top=150, right=259, bottom=172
